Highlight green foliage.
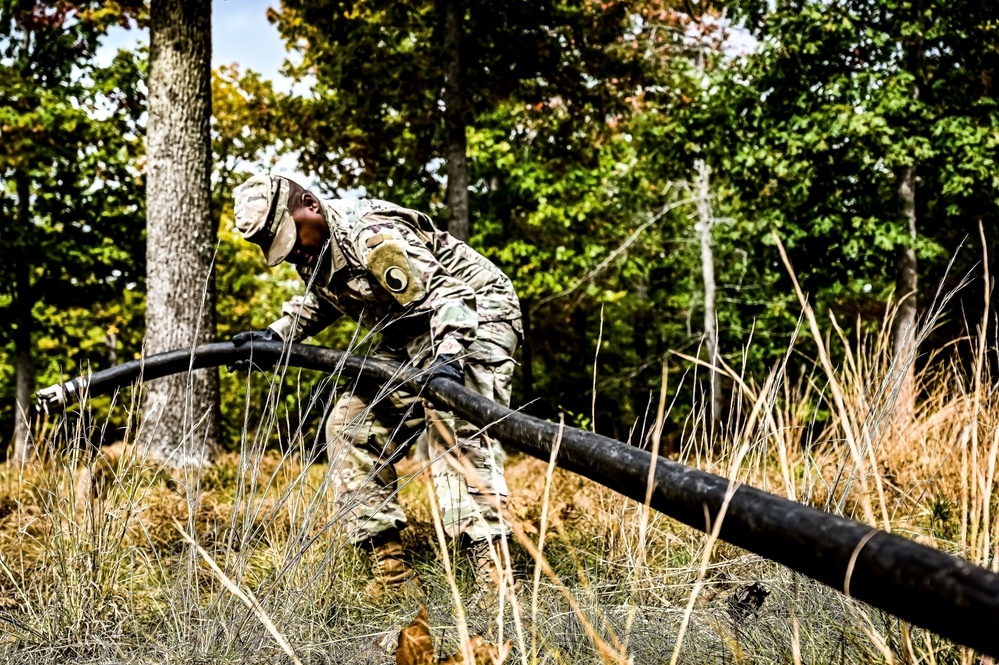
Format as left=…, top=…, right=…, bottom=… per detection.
left=722, top=0, right=999, bottom=339
left=0, top=1, right=146, bottom=444
left=2, top=0, right=997, bottom=449
left=269, top=0, right=643, bottom=209
left=468, top=96, right=668, bottom=434
left=270, top=0, right=661, bottom=435
left=210, top=64, right=362, bottom=450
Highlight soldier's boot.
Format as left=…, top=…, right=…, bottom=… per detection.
left=362, top=529, right=424, bottom=603
left=470, top=536, right=519, bottom=604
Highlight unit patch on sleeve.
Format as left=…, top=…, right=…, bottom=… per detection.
left=366, top=239, right=427, bottom=306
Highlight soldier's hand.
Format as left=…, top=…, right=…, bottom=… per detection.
left=227, top=329, right=282, bottom=372
left=424, top=354, right=464, bottom=386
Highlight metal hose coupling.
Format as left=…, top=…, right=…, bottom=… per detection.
left=36, top=377, right=88, bottom=414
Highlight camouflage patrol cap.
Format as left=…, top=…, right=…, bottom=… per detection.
left=233, top=173, right=298, bottom=267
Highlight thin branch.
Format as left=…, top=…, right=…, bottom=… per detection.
left=531, top=195, right=697, bottom=315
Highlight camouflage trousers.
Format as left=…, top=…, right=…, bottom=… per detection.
left=326, top=321, right=518, bottom=545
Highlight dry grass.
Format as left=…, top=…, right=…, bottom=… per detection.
left=1, top=295, right=997, bottom=664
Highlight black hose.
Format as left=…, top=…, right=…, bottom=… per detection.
left=46, top=341, right=999, bottom=656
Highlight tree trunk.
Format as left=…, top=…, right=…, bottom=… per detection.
left=892, top=2, right=924, bottom=431
left=892, top=164, right=918, bottom=426
left=441, top=0, right=470, bottom=242
left=695, top=159, right=723, bottom=436
left=521, top=301, right=534, bottom=405
left=11, top=171, right=33, bottom=466
left=142, top=0, right=219, bottom=466
left=632, top=279, right=652, bottom=440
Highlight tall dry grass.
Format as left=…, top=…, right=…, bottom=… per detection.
left=1, top=283, right=997, bottom=665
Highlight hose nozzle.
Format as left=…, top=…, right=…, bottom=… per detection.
left=35, top=379, right=84, bottom=414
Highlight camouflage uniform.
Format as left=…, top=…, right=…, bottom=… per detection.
left=267, top=198, right=521, bottom=545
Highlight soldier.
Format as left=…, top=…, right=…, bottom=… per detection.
left=230, top=172, right=521, bottom=602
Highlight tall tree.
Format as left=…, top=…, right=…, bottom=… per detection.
left=891, top=0, right=926, bottom=425
left=724, top=0, right=999, bottom=435
left=270, top=0, right=640, bottom=215
left=619, top=6, right=752, bottom=434
left=695, top=159, right=723, bottom=434
left=0, top=1, right=144, bottom=464
left=467, top=94, right=668, bottom=435
left=142, top=0, right=218, bottom=466
left=11, top=172, right=31, bottom=463
left=441, top=0, right=469, bottom=240
left=269, top=0, right=653, bottom=434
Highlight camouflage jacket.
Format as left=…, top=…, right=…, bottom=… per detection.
left=268, top=198, right=522, bottom=362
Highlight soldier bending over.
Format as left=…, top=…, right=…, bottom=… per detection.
left=230, top=173, right=521, bottom=602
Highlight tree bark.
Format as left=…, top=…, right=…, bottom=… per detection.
left=631, top=278, right=652, bottom=438
left=695, top=159, right=723, bottom=436
left=521, top=301, right=534, bottom=404
left=892, top=164, right=918, bottom=426
left=142, top=0, right=219, bottom=466
left=892, top=1, right=924, bottom=430
left=441, top=0, right=470, bottom=242
left=11, top=170, right=33, bottom=466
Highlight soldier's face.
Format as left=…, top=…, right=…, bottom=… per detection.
left=288, top=192, right=329, bottom=266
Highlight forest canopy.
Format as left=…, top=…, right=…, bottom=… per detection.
left=1, top=0, right=996, bottom=450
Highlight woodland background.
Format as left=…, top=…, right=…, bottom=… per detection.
left=1, top=0, right=997, bottom=456
left=1, top=2, right=999, bottom=663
